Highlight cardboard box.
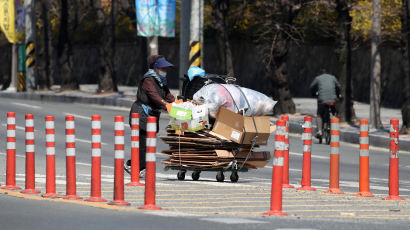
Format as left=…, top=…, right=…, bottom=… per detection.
left=212, top=107, right=271, bottom=145
left=168, top=102, right=209, bottom=132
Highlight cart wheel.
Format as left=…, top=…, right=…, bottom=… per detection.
left=216, top=171, right=225, bottom=182
left=192, top=171, right=200, bottom=181
left=177, top=170, right=186, bottom=181
left=230, top=172, right=239, bottom=183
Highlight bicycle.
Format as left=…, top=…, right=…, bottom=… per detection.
left=318, top=102, right=337, bottom=145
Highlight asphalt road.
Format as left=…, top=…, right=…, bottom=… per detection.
left=0, top=98, right=409, bottom=229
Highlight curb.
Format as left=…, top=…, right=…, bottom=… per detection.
left=1, top=91, right=409, bottom=151
left=288, top=121, right=410, bottom=152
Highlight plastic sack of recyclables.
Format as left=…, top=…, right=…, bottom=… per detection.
left=193, top=84, right=277, bottom=118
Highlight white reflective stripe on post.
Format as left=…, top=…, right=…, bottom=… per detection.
left=146, top=153, right=156, bottom=162
left=66, top=121, right=75, bottom=129
left=92, top=135, right=101, bottom=143
left=132, top=130, right=139, bottom=137
left=92, top=149, right=101, bottom=157
left=132, top=141, right=139, bottom=148
left=273, top=156, right=284, bottom=166
left=46, top=122, right=54, bottom=129
left=7, top=142, right=16, bottom=150
left=146, top=137, right=156, bottom=147
left=115, top=150, right=124, bottom=159
left=115, top=122, right=124, bottom=131
left=7, top=117, right=15, bottom=124
left=302, top=121, right=312, bottom=128
left=26, top=119, right=34, bottom=127
left=46, top=134, right=54, bottom=142
left=26, top=132, right=34, bottom=140
left=66, top=135, right=75, bottom=143
left=331, top=147, right=339, bottom=155
left=7, top=130, right=15, bottom=137
left=91, top=121, right=101, bottom=129
left=390, top=125, right=396, bottom=133
left=46, top=148, right=55, bottom=155
left=26, top=145, right=35, bottom=153
left=302, top=133, right=312, bottom=140
left=360, top=124, right=369, bottom=132
left=66, top=148, right=75, bottom=156
left=303, top=145, right=312, bottom=152
left=276, top=125, right=286, bottom=135
left=360, top=149, right=369, bottom=157
left=275, top=141, right=286, bottom=151
left=132, top=117, right=139, bottom=125
left=360, top=137, right=369, bottom=145
left=147, top=123, right=156, bottom=132
left=114, top=136, right=124, bottom=145
left=331, top=122, right=339, bottom=130
left=331, top=135, right=339, bottom=143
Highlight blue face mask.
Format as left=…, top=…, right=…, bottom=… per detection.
left=158, top=70, right=167, bottom=85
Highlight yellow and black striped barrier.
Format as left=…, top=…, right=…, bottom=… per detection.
left=189, top=40, right=201, bottom=68
left=18, top=72, right=26, bottom=92
left=26, top=41, right=35, bottom=68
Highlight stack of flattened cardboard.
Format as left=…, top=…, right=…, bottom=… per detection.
left=160, top=129, right=271, bottom=170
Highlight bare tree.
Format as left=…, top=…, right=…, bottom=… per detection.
left=58, top=0, right=79, bottom=90
left=401, top=0, right=410, bottom=134
left=370, top=0, right=382, bottom=129
left=334, top=0, right=356, bottom=123
left=253, top=0, right=306, bottom=115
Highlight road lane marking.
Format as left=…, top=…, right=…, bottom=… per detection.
left=64, top=113, right=90, bottom=120
left=75, top=138, right=108, bottom=146
left=200, top=217, right=268, bottom=224
left=11, top=102, right=41, bottom=109
left=290, top=151, right=328, bottom=160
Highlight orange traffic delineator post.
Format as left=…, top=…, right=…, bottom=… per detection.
left=383, top=119, right=405, bottom=200
left=126, top=113, right=144, bottom=186
left=21, top=114, right=40, bottom=194
left=297, top=116, right=316, bottom=191
left=85, top=115, right=107, bottom=202
left=64, top=115, right=82, bottom=200
left=325, top=117, right=343, bottom=194
left=355, top=119, right=373, bottom=197
left=42, top=116, right=59, bottom=198
left=281, top=115, right=294, bottom=189
left=2, top=112, right=22, bottom=190
left=108, top=116, right=131, bottom=206
left=139, top=116, right=161, bottom=210
left=264, top=119, right=287, bottom=216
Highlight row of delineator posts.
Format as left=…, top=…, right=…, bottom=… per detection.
left=0, top=112, right=405, bottom=214
left=1, top=112, right=160, bottom=210
left=265, top=116, right=405, bottom=216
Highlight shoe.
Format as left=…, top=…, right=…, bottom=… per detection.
left=315, top=131, right=322, bottom=139
left=139, top=169, right=146, bottom=178
left=124, top=160, right=131, bottom=175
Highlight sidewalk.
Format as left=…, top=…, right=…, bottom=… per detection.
left=0, top=84, right=409, bottom=151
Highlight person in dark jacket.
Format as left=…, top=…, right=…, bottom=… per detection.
left=309, top=70, right=342, bottom=138
left=125, top=55, right=175, bottom=176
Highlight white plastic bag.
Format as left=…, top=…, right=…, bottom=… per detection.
left=193, top=84, right=277, bottom=118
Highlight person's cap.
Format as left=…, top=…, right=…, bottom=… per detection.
left=153, top=57, right=174, bottom=68
left=187, top=66, right=205, bottom=81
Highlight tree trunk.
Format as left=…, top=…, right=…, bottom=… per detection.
left=58, top=0, right=78, bottom=91
left=97, top=0, right=117, bottom=93
left=268, top=38, right=296, bottom=115
left=211, top=0, right=234, bottom=77
left=401, top=0, right=410, bottom=134
left=335, top=0, right=356, bottom=123
left=38, top=0, right=50, bottom=89
left=370, top=0, right=382, bottom=129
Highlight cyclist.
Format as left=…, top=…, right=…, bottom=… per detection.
left=309, top=70, right=342, bottom=139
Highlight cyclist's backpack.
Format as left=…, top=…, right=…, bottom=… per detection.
left=180, top=73, right=231, bottom=100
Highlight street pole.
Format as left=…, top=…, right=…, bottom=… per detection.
left=189, top=0, right=202, bottom=68
left=147, top=36, right=158, bottom=56
left=179, top=0, right=191, bottom=92
left=7, top=43, right=18, bottom=92
left=25, top=0, right=37, bottom=91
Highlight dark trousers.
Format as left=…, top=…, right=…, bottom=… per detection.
left=139, top=130, right=147, bottom=171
